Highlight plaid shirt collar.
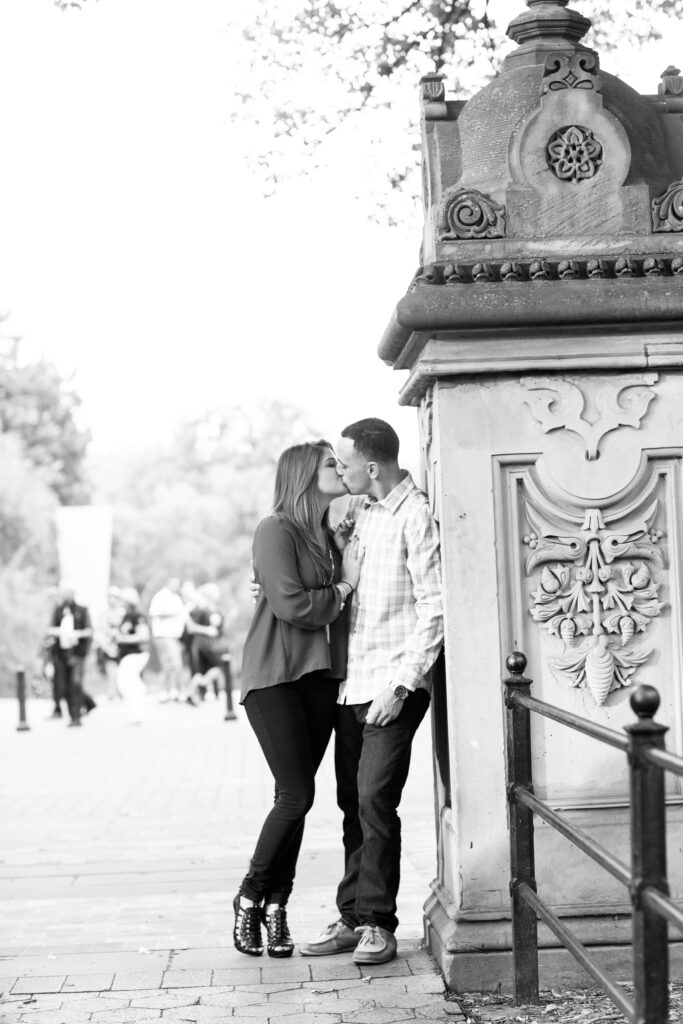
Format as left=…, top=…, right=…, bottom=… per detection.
left=362, top=471, right=413, bottom=515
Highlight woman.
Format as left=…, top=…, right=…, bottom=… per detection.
left=115, top=588, right=150, bottom=725
left=234, top=440, right=362, bottom=959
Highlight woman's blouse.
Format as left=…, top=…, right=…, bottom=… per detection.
left=240, top=514, right=348, bottom=701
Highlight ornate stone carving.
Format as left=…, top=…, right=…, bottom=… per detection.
left=615, top=257, right=638, bottom=278
left=523, top=503, right=665, bottom=705
left=546, top=125, right=603, bottom=182
left=501, top=261, right=524, bottom=282
left=443, top=262, right=465, bottom=284
left=437, top=188, right=506, bottom=240
left=472, top=262, right=494, bottom=283
left=529, top=259, right=552, bottom=281
left=542, top=51, right=600, bottom=93
left=659, top=65, right=683, bottom=97
left=557, top=259, right=580, bottom=280
left=644, top=257, right=666, bottom=277
left=420, top=73, right=447, bottom=120
left=522, top=375, right=657, bottom=461
left=652, top=178, right=683, bottom=232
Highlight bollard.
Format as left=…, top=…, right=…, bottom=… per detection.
left=16, top=667, right=30, bottom=732
left=503, top=651, right=539, bottom=1005
left=626, top=685, right=669, bottom=1024
left=222, top=655, right=237, bottom=720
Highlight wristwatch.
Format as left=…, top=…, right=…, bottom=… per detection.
left=391, top=684, right=411, bottom=700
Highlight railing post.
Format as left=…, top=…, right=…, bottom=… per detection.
left=503, top=651, right=539, bottom=1005
left=626, top=685, right=669, bottom=1024
left=16, top=666, right=30, bottom=732
left=222, top=655, right=237, bottom=721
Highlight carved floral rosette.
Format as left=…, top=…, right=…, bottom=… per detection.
left=437, top=187, right=506, bottom=240
left=523, top=489, right=665, bottom=707
left=546, top=125, right=603, bottom=182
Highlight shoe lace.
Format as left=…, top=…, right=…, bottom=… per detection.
left=355, top=924, right=381, bottom=946
left=264, top=907, right=292, bottom=947
left=237, top=903, right=262, bottom=946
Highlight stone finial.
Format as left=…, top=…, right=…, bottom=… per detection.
left=505, top=0, right=594, bottom=71
left=659, top=65, right=683, bottom=96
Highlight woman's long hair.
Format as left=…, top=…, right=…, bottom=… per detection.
left=272, top=440, right=334, bottom=584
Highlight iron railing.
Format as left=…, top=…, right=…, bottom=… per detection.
left=504, top=651, right=683, bottom=1024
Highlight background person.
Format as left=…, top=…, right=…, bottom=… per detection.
left=149, top=577, right=188, bottom=702
left=47, top=580, right=95, bottom=727
left=115, top=587, right=150, bottom=725
left=233, top=440, right=362, bottom=960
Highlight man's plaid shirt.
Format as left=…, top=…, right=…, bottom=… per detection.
left=338, top=473, right=444, bottom=706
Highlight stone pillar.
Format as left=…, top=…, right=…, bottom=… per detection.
left=380, top=0, right=683, bottom=991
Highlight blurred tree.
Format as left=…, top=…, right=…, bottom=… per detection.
left=236, top=0, right=683, bottom=216
left=0, top=336, right=91, bottom=504
left=0, top=433, right=58, bottom=694
left=92, top=400, right=325, bottom=672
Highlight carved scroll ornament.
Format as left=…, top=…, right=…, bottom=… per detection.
left=522, top=376, right=657, bottom=461
left=437, top=188, right=506, bottom=240
left=542, top=52, right=600, bottom=93
left=546, top=125, right=603, bottom=182
left=652, top=177, right=683, bottom=233
left=524, top=502, right=665, bottom=706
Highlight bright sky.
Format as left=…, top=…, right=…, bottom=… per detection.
left=0, top=0, right=682, bottom=467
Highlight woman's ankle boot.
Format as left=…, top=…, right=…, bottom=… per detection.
left=262, top=903, right=294, bottom=958
left=233, top=894, right=263, bottom=956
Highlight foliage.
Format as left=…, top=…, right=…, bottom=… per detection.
left=93, top=400, right=322, bottom=673
left=0, top=337, right=91, bottom=504
left=0, top=434, right=58, bottom=694
left=235, top=0, right=683, bottom=214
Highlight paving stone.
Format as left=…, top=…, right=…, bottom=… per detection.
left=402, top=976, right=444, bottom=995
left=358, top=962, right=412, bottom=980
left=230, top=1001, right=301, bottom=1018
left=111, top=972, right=165, bottom=991
left=344, top=1010, right=415, bottom=1024
left=90, top=1009, right=162, bottom=1022
left=301, top=981, right=369, bottom=993
left=271, top=1015, right=343, bottom=1024
left=260, top=962, right=312, bottom=983
left=193, top=989, right=264, bottom=1008
left=309, top=964, right=363, bottom=983
left=10, top=976, right=65, bottom=994
left=129, top=992, right=215, bottom=1010
left=235, top=983, right=304, bottom=994
left=300, top=997, right=372, bottom=1014
left=211, top=967, right=261, bottom=986
left=154, top=1008, right=227, bottom=1022
left=403, top=958, right=437, bottom=976
left=378, top=994, right=444, bottom=1010
left=62, top=973, right=115, bottom=992
left=15, top=1013, right=93, bottom=1024
left=414, top=1006, right=458, bottom=1019
left=162, top=970, right=212, bottom=989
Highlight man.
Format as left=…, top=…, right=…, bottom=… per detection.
left=47, top=580, right=95, bottom=727
left=149, top=577, right=188, bottom=702
left=299, top=417, right=443, bottom=965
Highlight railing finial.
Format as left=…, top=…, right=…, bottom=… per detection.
left=506, top=651, right=528, bottom=676
left=630, top=684, right=660, bottom=720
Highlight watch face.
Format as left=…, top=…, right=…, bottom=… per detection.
left=393, top=685, right=409, bottom=700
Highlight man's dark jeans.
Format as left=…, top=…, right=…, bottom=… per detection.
left=334, top=688, right=430, bottom=934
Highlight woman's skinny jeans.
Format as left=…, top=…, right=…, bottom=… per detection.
left=240, top=671, right=339, bottom=905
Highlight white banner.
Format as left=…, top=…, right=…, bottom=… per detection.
left=55, top=506, right=113, bottom=636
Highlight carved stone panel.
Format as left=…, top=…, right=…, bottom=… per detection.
left=522, top=375, right=658, bottom=461
left=542, top=51, right=600, bottom=94
left=523, top=495, right=665, bottom=706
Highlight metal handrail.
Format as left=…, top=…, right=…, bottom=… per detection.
left=510, top=690, right=628, bottom=751
left=504, top=651, right=674, bottom=1024
left=513, top=786, right=631, bottom=887
left=517, top=882, right=635, bottom=1023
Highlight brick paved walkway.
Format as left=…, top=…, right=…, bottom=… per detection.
left=0, top=694, right=465, bottom=1023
